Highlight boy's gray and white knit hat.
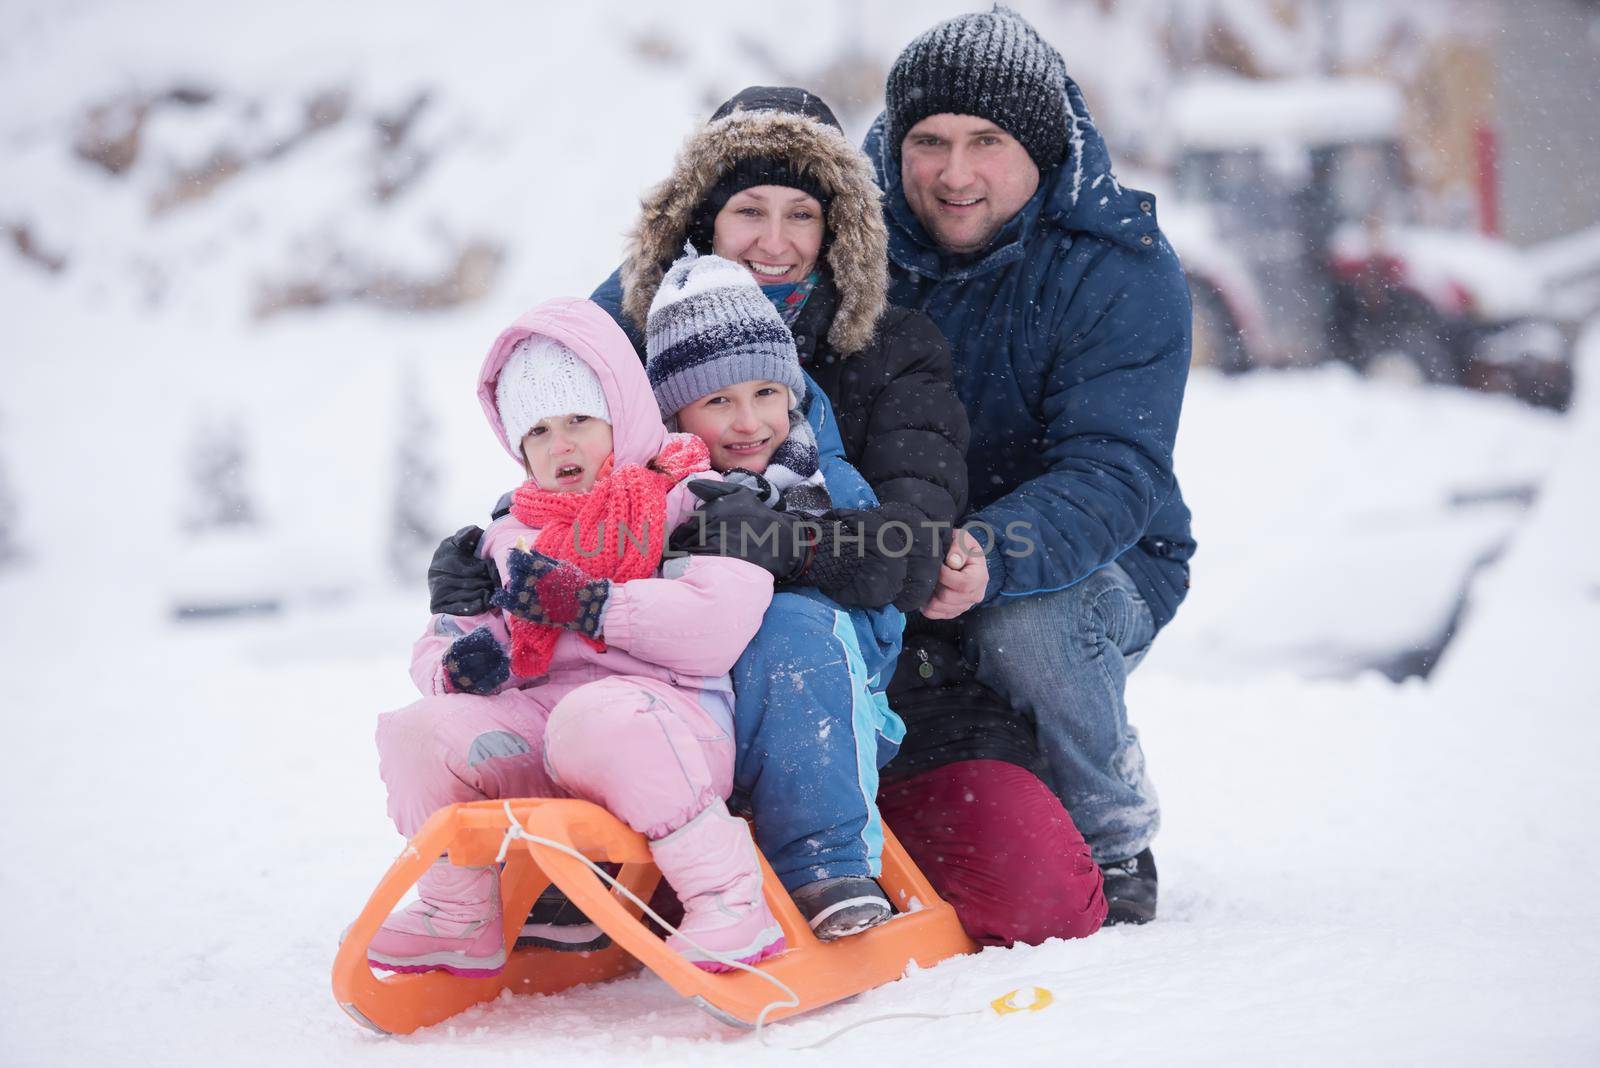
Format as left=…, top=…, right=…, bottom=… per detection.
left=646, top=248, right=829, bottom=515
left=886, top=4, right=1069, bottom=169
left=495, top=335, right=611, bottom=446
left=644, top=247, right=807, bottom=419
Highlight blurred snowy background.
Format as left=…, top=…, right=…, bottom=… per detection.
left=2, top=1, right=1598, bottom=1064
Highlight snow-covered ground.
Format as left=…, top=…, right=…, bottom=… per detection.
left=4, top=3, right=1599, bottom=1065
left=5, top=347, right=1595, bottom=1066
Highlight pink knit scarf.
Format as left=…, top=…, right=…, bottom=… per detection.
left=505, top=433, right=710, bottom=677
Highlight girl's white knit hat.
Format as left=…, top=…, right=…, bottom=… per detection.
left=495, top=336, right=612, bottom=445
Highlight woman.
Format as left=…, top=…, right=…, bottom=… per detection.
left=589, top=86, right=976, bottom=938
left=592, top=85, right=972, bottom=613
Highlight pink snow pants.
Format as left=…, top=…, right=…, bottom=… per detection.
left=376, top=676, right=735, bottom=842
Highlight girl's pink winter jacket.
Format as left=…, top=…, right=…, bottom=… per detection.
left=409, top=298, right=773, bottom=712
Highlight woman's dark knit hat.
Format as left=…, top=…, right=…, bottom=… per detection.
left=688, top=87, right=845, bottom=252
left=885, top=5, right=1069, bottom=170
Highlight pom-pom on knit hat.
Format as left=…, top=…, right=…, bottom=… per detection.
left=885, top=4, right=1069, bottom=169
left=495, top=336, right=612, bottom=447
left=644, top=247, right=806, bottom=419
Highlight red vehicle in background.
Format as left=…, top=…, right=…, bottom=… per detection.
left=1158, top=77, right=1573, bottom=410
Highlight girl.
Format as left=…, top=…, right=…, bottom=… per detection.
left=368, top=297, right=784, bottom=977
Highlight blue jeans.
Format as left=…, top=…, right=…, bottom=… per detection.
left=730, top=590, right=905, bottom=892
left=964, top=562, right=1158, bottom=864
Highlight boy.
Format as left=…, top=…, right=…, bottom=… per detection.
left=646, top=250, right=907, bottom=939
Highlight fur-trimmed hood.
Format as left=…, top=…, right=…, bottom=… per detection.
left=621, top=108, right=888, bottom=356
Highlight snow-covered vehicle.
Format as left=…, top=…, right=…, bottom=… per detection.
left=1150, top=189, right=1273, bottom=376
left=1164, top=77, right=1574, bottom=410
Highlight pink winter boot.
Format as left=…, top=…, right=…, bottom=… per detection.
left=366, top=860, right=506, bottom=978
left=649, top=800, right=785, bottom=972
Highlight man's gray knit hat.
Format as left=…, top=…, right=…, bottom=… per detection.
left=645, top=247, right=806, bottom=418
left=886, top=4, right=1069, bottom=169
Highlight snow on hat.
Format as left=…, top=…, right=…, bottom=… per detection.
left=886, top=4, right=1069, bottom=169
left=644, top=247, right=806, bottom=418
left=495, top=336, right=611, bottom=447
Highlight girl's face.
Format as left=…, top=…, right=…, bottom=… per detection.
left=520, top=414, right=613, bottom=492
left=675, top=381, right=791, bottom=474
left=712, top=185, right=825, bottom=286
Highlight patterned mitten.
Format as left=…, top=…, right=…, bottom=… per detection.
left=491, top=547, right=611, bottom=639
left=443, top=627, right=511, bottom=694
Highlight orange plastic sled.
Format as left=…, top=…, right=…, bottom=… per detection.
left=333, top=798, right=978, bottom=1034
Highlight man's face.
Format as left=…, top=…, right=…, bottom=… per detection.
left=900, top=114, right=1041, bottom=256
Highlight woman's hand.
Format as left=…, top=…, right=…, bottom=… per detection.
left=428, top=526, right=501, bottom=616
left=921, top=527, right=988, bottom=619
left=491, top=546, right=610, bottom=638
left=669, top=481, right=814, bottom=582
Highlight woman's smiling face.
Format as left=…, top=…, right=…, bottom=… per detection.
left=712, top=185, right=825, bottom=286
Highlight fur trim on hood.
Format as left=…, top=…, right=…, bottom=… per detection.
left=621, top=109, right=888, bottom=355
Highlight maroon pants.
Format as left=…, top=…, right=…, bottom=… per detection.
left=878, top=759, right=1106, bottom=946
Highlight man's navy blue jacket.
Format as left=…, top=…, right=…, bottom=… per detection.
left=863, top=77, right=1195, bottom=632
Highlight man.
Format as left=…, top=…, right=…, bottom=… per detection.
left=868, top=6, right=1196, bottom=926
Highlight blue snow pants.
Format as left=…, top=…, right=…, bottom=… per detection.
left=730, top=588, right=904, bottom=892
left=726, top=374, right=906, bottom=892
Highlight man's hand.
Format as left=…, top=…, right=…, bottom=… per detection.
left=921, top=527, right=988, bottom=619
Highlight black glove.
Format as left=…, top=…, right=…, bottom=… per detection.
left=669, top=480, right=814, bottom=583
left=428, top=526, right=501, bottom=616
left=800, top=509, right=912, bottom=609
left=443, top=627, right=510, bottom=695
left=887, top=503, right=952, bottom=612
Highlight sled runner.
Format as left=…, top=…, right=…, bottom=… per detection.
left=333, top=798, right=979, bottom=1034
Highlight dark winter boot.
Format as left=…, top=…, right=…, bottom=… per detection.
left=790, top=876, right=893, bottom=940
left=517, top=882, right=613, bottom=952
left=1099, top=848, right=1157, bottom=926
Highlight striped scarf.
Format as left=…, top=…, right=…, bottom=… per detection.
left=719, top=408, right=831, bottom=517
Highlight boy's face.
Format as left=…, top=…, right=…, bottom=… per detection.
left=520, top=414, right=613, bottom=492
left=676, top=381, right=791, bottom=474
